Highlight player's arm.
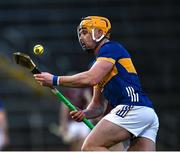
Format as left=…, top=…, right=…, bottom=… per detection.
left=59, top=60, right=112, bottom=87
left=0, top=109, right=9, bottom=146
left=70, top=87, right=107, bottom=121
left=34, top=60, right=114, bottom=88
left=84, top=87, right=107, bottom=119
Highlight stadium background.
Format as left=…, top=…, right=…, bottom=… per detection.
left=0, top=0, right=179, bottom=150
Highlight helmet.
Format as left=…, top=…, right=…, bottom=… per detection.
left=78, top=16, right=111, bottom=42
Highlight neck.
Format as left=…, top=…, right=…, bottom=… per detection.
left=94, top=38, right=109, bottom=55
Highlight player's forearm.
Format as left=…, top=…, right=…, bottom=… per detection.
left=59, top=71, right=97, bottom=88
left=82, top=87, right=105, bottom=119
left=83, top=107, right=104, bottom=119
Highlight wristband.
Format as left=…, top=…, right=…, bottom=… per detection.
left=53, top=75, right=60, bottom=86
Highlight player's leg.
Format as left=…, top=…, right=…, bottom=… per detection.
left=128, top=137, right=155, bottom=151
left=128, top=108, right=159, bottom=151
left=81, top=119, right=131, bottom=151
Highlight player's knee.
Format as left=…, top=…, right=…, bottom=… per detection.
left=81, top=143, right=89, bottom=151
left=81, top=145, right=87, bottom=151
left=81, top=142, right=94, bottom=151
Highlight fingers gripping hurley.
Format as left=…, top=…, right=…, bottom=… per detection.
left=13, top=52, right=94, bottom=129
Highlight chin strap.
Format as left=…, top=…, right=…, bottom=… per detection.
left=92, top=29, right=105, bottom=42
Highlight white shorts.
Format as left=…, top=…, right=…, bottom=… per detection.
left=103, top=105, right=159, bottom=143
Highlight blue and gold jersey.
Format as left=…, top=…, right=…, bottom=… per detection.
left=95, top=41, right=153, bottom=108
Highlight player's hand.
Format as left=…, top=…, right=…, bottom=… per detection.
left=69, top=109, right=86, bottom=122
left=34, top=72, right=54, bottom=88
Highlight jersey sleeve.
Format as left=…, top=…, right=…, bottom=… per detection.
left=96, top=42, right=125, bottom=64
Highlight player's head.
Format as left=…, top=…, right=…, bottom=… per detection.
left=77, top=16, right=111, bottom=52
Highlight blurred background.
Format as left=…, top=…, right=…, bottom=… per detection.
left=0, top=0, right=179, bottom=150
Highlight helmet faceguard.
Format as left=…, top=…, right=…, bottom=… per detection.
left=77, top=16, right=111, bottom=52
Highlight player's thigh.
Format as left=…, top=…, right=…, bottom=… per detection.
left=82, top=119, right=131, bottom=148
left=128, top=137, right=155, bottom=151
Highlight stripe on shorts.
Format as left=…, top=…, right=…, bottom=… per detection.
left=116, top=105, right=133, bottom=118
